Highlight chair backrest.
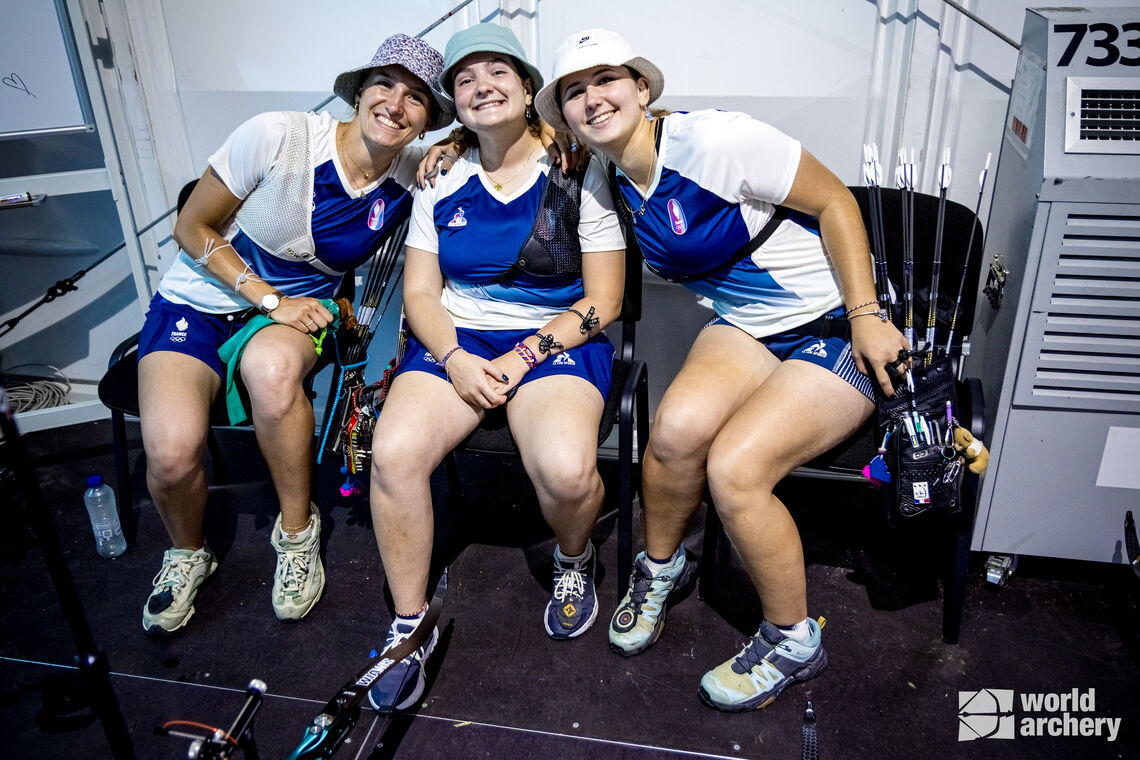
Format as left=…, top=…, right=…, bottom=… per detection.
left=847, top=186, right=985, bottom=341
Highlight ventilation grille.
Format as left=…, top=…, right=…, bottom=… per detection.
left=1027, top=212, right=1140, bottom=411
left=1066, top=77, right=1140, bottom=154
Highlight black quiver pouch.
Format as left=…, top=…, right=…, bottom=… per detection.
left=878, top=356, right=964, bottom=522
left=498, top=163, right=586, bottom=283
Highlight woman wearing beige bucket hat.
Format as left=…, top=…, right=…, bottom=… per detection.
left=538, top=28, right=909, bottom=712
left=136, top=34, right=453, bottom=638
left=362, top=22, right=626, bottom=713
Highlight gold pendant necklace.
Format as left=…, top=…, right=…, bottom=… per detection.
left=338, top=126, right=372, bottom=182
left=484, top=144, right=539, bottom=192
left=621, top=118, right=662, bottom=223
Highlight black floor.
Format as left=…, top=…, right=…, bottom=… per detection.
left=2, top=419, right=1138, bottom=759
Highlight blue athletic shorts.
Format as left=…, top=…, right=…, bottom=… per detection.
left=137, top=293, right=252, bottom=378
left=397, top=327, right=615, bottom=400
left=707, top=307, right=876, bottom=400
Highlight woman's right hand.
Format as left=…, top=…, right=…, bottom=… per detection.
left=417, top=143, right=460, bottom=188
left=269, top=296, right=334, bottom=334
left=444, top=350, right=510, bottom=409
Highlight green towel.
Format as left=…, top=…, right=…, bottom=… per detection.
left=217, top=298, right=340, bottom=425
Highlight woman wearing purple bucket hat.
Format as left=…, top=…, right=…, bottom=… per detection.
left=538, top=29, right=910, bottom=712
left=136, top=34, right=453, bottom=637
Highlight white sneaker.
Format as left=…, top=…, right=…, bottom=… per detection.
left=142, top=546, right=217, bottom=635
left=270, top=507, right=325, bottom=621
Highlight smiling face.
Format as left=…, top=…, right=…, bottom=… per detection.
left=559, top=64, right=649, bottom=152
left=353, top=64, right=434, bottom=149
left=451, top=52, right=533, bottom=135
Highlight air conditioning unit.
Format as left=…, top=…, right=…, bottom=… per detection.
left=967, top=7, right=1140, bottom=564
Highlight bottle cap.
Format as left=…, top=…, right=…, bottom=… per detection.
left=87, top=474, right=103, bottom=488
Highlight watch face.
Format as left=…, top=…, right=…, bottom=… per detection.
left=261, top=293, right=280, bottom=312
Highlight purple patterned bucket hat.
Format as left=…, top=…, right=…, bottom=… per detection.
left=333, top=34, right=455, bottom=131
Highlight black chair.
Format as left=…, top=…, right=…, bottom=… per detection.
left=442, top=243, right=649, bottom=591
left=97, top=180, right=401, bottom=541
left=698, top=186, right=986, bottom=644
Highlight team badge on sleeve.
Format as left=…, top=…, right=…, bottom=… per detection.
left=367, top=199, right=386, bottom=231
left=667, top=199, right=687, bottom=235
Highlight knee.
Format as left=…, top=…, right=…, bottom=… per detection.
left=369, top=425, right=438, bottom=492
left=531, top=452, right=599, bottom=506
left=706, top=438, right=776, bottom=513
left=241, top=352, right=307, bottom=420
left=144, top=432, right=203, bottom=490
left=648, top=399, right=716, bottom=466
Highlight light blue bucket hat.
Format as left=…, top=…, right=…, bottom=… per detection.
left=439, top=23, right=544, bottom=99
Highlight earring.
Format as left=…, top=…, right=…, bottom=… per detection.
left=419, top=130, right=426, bottom=140
left=646, top=110, right=652, bottom=121
left=526, top=104, right=535, bottom=121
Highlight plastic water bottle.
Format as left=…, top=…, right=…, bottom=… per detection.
left=83, top=475, right=126, bottom=558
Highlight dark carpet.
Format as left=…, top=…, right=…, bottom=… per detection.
left=1, top=419, right=1137, bottom=759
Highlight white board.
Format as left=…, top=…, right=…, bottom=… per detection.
left=0, top=0, right=91, bottom=139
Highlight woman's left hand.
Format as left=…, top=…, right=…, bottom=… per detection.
left=417, top=140, right=461, bottom=188
left=850, top=314, right=910, bottom=397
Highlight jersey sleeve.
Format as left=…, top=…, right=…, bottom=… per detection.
left=685, top=110, right=802, bottom=205
left=405, top=178, right=440, bottom=255
left=207, top=111, right=290, bottom=200
left=577, top=156, right=626, bottom=253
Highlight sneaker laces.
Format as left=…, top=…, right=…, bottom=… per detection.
left=623, top=563, right=653, bottom=612
left=275, top=546, right=312, bottom=595
left=152, top=554, right=196, bottom=592
left=732, top=629, right=788, bottom=682
left=552, top=560, right=587, bottom=603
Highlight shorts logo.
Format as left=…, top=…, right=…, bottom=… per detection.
left=170, top=317, right=189, bottom=343
left=552, top=353, right=576, bottom=366
left=448, top=207, right=467, bottom=227
left=667, top=199, right=687, bottom=235
left=367, top=198, right=385, bottom=231
left=423, top=351, right=437, bottom=364
left=802, top=340, right=828, bottom=358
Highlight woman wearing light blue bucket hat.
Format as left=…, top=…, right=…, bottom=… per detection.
left=539, top=27, right=910, bottom=713
left=363, top=22, right=627, bottom=713
left=137, top=33, right=453, bottom=638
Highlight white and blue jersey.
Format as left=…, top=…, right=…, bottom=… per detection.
left=158, top=111, right=423, bottom=313
left=407, top=150, right=624, bottom=331
left=614, top=110, right=845, bottom=338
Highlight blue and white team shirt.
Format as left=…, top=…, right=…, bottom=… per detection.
left=406, top=150, right=624, bottom=331
left=614, top=110, right=845, bottom=338
left=159, top=110, right=424, bottom=313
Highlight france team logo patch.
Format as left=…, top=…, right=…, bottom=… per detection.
left=367, top=199, right=385, bottom=231
left=667, top=199, right=687, bottom=235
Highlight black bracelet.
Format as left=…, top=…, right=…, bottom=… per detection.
left=535, top=332, right=564, bottom=355
left=568, top=307, right=600, bottom=335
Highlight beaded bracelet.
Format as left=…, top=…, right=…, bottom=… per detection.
left=848, top=308, right=890, bottom=322
left=437, top=346, right=462, bottom=370
left=845, top=299, right=879, bottom=316
left=513, top=342, right=538, bottom=369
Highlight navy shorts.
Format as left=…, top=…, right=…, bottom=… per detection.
left=137, top=293, right=252, bottom=378
left=397, top=327, right=615, bottom=400
left=708, top=307, right=876, bottom=400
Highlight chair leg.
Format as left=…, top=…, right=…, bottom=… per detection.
left=699, top=500, right=722, bottom=601
left=618, top=392, right=634, bottom=591
left=110, top=410, right=136, bottom=545
left=206, top=430, right=227, bottom=485
left=942, top=476, right=977, bottom=644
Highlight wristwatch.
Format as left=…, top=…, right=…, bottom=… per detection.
left=258, top=292, right=282, bottom=314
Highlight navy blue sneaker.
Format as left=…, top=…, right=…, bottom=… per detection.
left=366, top=618, right=438, bottom=713
left=544, top=544, right=598, bottom=639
